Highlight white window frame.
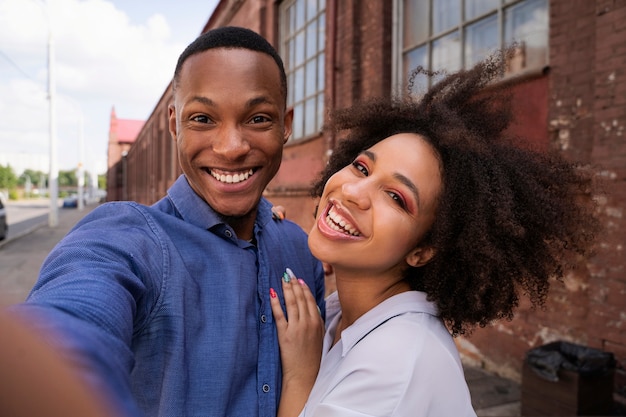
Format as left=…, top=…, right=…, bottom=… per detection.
left=392, top=0, right=549, bottom=94
left=279, top=0, right=326, bottom=143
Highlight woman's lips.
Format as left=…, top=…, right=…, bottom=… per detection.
left=317, top=202, right=362, bottom=239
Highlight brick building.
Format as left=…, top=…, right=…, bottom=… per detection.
left=106, top=0, right=626, bottom=402
left=106, top=107, right=144, bottom=201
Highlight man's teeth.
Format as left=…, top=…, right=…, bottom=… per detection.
left=325, top=206, right=360, bottom=236
left=211, top=169, right=254, bottom=184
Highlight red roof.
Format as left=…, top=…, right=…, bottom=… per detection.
left=115, top=119, right=144, bottom=144
left=110, top=107, right=145, bottom=144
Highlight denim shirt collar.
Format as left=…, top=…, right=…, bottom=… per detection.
left=165, top=175, right=273, bottom=238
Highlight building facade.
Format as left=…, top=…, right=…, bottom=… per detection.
left=107, top=0, right=625, bottom=402
left=106, top=107, right=144, bottom=201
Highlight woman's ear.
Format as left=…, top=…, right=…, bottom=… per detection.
left=405, top=246, right=436, bottom=268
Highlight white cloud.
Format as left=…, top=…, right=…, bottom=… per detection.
left=0, top=0, right=207, bottom=174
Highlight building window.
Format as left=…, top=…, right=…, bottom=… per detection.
left=280, top=0, right=326, bottom=142
left=396, top=0, right=548, bottom=93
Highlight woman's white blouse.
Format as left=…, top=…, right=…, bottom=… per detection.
left=299, top=291, right=477, bottom=417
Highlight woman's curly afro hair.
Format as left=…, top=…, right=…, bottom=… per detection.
left=312, top=48, right=601, bottom=336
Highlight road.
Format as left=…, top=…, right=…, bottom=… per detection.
left=0, top=199, right=95, bottom=307
left=3, top=200, right=51, bottom=242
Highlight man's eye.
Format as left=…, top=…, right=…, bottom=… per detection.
left=352, top=161, right=368, bottom=176
left=191, top=115, right=211, bottom=123
left=251, top=115, right=270, bottom=124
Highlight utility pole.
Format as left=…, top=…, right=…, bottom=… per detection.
left=77, top=110, right=84, bottom=211
left=47, top=0, right=58, bottom=227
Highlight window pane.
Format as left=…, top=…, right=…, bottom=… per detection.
left=296, top=0, right=305, bottom=27
left=295, top=32, right=305, bottom=66
left=404, top=45, right=428, bottom=94
left=306, top=0, right=317, bottom=20
left=294, top=67, right=304, bottom=102
left=289, top=4, right=296, bottom=33
left=306, top=19, right=317, bottom=57
left=288, top=38, right=295, bottom=69
left=464, top=0, right=499, bottom=20
left=293, top=103, right=304, bottom=139
left=464, top=14, right=498, bottom=68
left=305, top=60, right=317, bottom=96
left=432, top=31, right=461, bottom=73
left=317, top=93, right=324, bottom=131
left=304, top=98, right=317, bottom=136
left=433, top=0, right=460, bottom=34
left=318, top=53, right=325, bottom=90
left=288, top=69, right=294, bottom=105
left=318, top=14, right=325, bottom=50
left=505, top=0, right=548, bottom=71
left=403, top=0, right=429, bottom=46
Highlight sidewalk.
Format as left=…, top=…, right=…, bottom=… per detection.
left=0, top=202, right=523, bottom=416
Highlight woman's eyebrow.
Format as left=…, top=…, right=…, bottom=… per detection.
left=394, top=172, right=420, bottom=208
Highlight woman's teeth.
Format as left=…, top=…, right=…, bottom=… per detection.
left=211, top=169, right=254, bottom=184
left=325, top=206, right=360, bottom=236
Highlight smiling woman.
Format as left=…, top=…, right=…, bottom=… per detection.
left=270, top=46, right=600, bottom=417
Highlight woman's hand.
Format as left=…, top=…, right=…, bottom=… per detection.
left=270, top=269, right=324, bottom=417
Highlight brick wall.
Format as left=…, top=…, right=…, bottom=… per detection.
left=459, top=0, right=626, bottom=402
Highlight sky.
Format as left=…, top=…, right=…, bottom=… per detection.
left=0, top=0, right=219, bottom=176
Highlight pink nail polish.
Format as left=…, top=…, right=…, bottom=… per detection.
left=270, top=288, right=277, bottom=298
left=298, top=278, right=305, bottom=285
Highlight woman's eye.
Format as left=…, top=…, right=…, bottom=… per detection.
left=387, top=191, right=407, bottom=209
left=352, top=161, right=368, bottom=176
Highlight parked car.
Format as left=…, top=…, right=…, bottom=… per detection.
left=0, top=198, right=7, bottom=240
left=62, top=195, right=79, bottom=208
left=62, top=195, right=88, bottom=208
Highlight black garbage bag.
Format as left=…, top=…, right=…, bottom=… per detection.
left=525, top=341, right=615, bottom=382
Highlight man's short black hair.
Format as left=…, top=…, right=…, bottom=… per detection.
left=172, top=26, right=287, bottom=99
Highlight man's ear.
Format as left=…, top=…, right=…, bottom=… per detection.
left=405, top=246, right=436, bottom=268
left=283, top=107, right=294, bottom=143
left=168, top=104, right=177, bottom=142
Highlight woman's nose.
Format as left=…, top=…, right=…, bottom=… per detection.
left=341, top=179, right=371, bottom=210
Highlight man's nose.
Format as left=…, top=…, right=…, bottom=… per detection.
left=212, top=124, right=250, bottom=160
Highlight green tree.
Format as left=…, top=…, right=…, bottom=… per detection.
left=98, top=173, right=106, bottom=190
left=59, top=169, right=78, bottom=187
left=18, top=169, right=46, bottom=187
left=0, top=164, right=18, bottom=189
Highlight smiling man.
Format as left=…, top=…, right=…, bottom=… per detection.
left=7, top=27, right=325, bottom=417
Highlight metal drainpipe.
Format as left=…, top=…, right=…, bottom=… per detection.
left=326, top=0, right=338, bottom=162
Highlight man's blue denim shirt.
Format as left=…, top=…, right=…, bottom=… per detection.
left=11, top=175, right=325, bottom=417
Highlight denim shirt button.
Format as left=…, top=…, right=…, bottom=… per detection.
left=224, top=230, right=233, bottom=238
left=262, top=384, right=270, bottom=393
left=260, top=314, right=267, bottom=323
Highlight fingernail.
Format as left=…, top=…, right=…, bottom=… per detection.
left=270, top=288, right=277, bottom=298
left=285, top=268, right=297, bottom=281
left=298, top=278, right=305, bottom=285
left=282, top=272, right=291, bottom=283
